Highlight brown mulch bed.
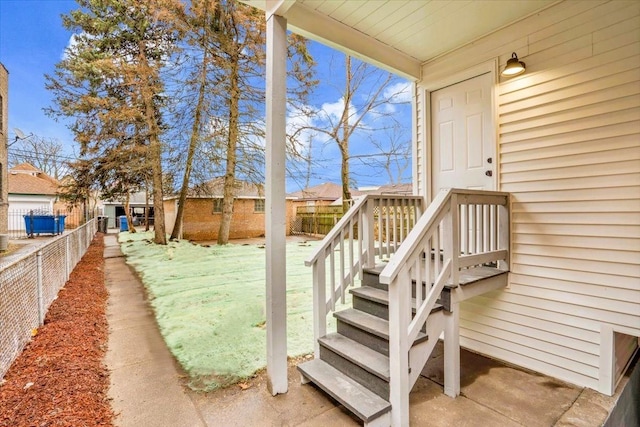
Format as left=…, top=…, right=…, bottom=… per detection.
left=0, top=234, right=113, bottom=427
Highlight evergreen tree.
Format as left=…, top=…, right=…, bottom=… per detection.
left=46, top=0, right=182, bottom=244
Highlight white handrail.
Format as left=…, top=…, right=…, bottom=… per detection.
left=306, top=194, right=424, bottom=357
left=305, top=195, right=370, bottom=267
left=384, top=188, right=510, bottom=425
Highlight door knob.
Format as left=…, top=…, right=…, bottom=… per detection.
left=485, top=170, right=493, bottom=177
left=487, top=157, right=493, bottom=164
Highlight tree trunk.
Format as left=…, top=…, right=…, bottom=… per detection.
left=217, top=55, right=240, bottom=245
left=144, top=184, right=150, bottom=232
left=124, top=192, right=136, bottom=233
left=340, top=55, right=352, bottom=212
left=148, top=120, right=166, bottom=245
left=171, top=26, right=210, bottom=240
left=139, top=40, right=166, bottom=245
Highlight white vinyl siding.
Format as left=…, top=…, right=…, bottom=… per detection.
left=419, top=0, right=640, bottom=392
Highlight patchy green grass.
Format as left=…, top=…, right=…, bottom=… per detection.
left=118, top=231, right=350, bottom=391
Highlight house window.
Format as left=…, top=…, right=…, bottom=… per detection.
left=213, top=199, right=223, bottom=213
left=0, top=94, right=3, bottom=130
left=254, top=199, right=265, bottom=213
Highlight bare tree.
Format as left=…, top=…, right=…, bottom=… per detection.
left=8, top=134, right=68, bottom=179
left=185, top=0, right=315, bottom=245
left=291, top=54, right=409, bottom=209
left=351, top=123, right=412, bottom=185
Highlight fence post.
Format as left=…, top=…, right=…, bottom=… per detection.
left=65, top=235, right=70, bottom=282
left=36, top=249, right=44, bottom=325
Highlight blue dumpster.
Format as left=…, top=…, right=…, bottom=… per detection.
left=119, top=216, right=129, bottom=232
left=23, top=214, right=67, bottom=236
left=57, top=215, right=67, bottom=234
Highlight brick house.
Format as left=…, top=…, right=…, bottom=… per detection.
left=164, top=177, right=295, bottom=241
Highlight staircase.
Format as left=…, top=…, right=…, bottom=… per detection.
left=298, top=264, right=507, bottom=426
left=299, top=265, right=443, bottom=425
left=302, top=189, right=511, bottom=426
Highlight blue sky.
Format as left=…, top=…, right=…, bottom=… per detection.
left=0, top=0, right=412, bottom=192
left=0, top=0, right=78, bottom=151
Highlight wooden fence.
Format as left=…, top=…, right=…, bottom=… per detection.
left=292, top=205, right=344, bottom=235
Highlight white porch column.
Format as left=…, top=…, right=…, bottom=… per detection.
left=444, top=301, right=460, bottom=397
left=265, top=13, right=288, bottom=396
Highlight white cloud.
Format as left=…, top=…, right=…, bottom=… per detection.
left=61, top=33, right=81, bottom=60
left=383, top=81, right=412, bottom=104
left=318, top=97, right=357, bottom=127
left=367, top=81, right=413, bottom=116
left=286, top=104, right=321, bottom=154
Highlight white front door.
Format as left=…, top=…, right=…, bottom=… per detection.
left=431, top=72, right=495, bottom=194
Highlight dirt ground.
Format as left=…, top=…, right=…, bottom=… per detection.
left=0, top=234, right=113, bottom=427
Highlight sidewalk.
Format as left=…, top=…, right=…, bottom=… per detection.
left=103, top=233, right=629, bottom=426
left=104, top=234, right=204, bottom=426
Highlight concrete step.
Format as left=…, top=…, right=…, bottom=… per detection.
left=297, top=359, right=391, bottom=424
left=319, top=333, right=390, bottom=398
left=334, top=308, right=428, bottom=356
left=350, top=286, right=443, bottom=320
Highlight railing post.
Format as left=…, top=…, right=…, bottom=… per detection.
left=36, top=249, right=44, bottom=326
left=447, top=194, right=459, bottom=286
left=388, top=270, right=411, bottom=426
left=362, top=198, right=375, bottom=268
left=444, top=301, right=460, bottom=397
left=312, top=254, right=326, bottom=359
left=443, top=193, right=460, bottom=397
left=498, top=196, right=510, bottom=271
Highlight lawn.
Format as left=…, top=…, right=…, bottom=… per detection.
left=118, top=232, right=350, bottom=390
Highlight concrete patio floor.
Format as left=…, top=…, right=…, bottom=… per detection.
left=104, top=233, right=631, bottom=426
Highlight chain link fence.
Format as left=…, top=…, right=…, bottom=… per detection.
left=0, top=218, right=97, bottom=381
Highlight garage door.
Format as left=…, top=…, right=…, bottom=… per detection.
left=8, top=200, right=54, bottom=232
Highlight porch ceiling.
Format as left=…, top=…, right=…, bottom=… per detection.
left=244, top=0, right=557, bottom=79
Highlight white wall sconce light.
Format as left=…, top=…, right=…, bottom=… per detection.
left=501, top=52, right=526, bottom=77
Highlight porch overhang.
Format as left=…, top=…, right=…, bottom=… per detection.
left=245, top=0, right=558, bottom=81
left=277, top=3, right=421, bottom=80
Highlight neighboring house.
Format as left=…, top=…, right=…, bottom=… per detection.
left=8, top=164, right=59, bottom=232
left=7, top=163, right=89, bottom=233
left=360, top=183, right=413, bottom=197
left=244, top=1, right=639, bottom=425
left=0, top=63, right=8, bottom=238
left=288, top=182, right=362, bottom=235
left=164, top=177, right=295, bottom=241
left=102, top=191, right=153, bottom=229
left=288, top=182, right=362, bottom=207
left=56, top=174, right=105, bottom=228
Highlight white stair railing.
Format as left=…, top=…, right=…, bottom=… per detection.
left=305, top=195, right=424, bottom=356
left=379, top=188, right=510, bottom=426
